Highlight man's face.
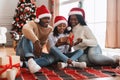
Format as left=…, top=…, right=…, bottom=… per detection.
left=39, top=17, right=50, bottom=27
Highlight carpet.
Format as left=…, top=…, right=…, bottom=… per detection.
left=15, top=66, right=120, bottom=80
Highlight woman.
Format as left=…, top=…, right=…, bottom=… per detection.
left=67, top=7, right=119, bottom=66
left=48, top=16, right=86, bottom=69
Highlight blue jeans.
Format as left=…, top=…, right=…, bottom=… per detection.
left=16, top=36, right=56, bottom=67
left=78, top=45, right=116, bottom=66
left=49, top=46, right=84, bottom=63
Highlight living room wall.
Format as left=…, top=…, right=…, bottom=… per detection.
left=0, top=0, right=18, bottom=46
left=0, top=0, right=49, bottom=46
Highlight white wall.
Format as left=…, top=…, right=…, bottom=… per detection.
left=59, top=0, right=107, bottom=49
left=84, top=0, right=107, bottom=49
left=36, top=0, right=49, bottom=7
left=0, top=0, right=49, bottom=46
left=59, top=0, right=79, bottom=19
left=0, top=0, right=18, bottom=46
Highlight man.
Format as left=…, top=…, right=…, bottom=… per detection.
left=16, top=5, right=53, bottom=73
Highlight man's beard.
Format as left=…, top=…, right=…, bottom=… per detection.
left=39, top=21, right=48, bottom=27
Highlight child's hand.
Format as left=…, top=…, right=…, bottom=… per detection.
left=55, top=37, right=68, bottom=47
left=58, top=37, right=68, bottom=43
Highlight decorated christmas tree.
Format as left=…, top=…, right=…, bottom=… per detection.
left=11, top=0, right=36, bottom=40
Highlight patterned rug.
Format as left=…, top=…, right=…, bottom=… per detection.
left=15, top=66, right=120, bottom=80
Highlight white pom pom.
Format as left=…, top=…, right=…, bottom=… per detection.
left=34, top=18, right=40, bottom=23
left=15, top=35, right=19, bottom=40
left=67, top=26, right=72, bottom=31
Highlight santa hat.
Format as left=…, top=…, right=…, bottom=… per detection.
left=69, top=8, right=85, bottom=19
left=35, top=5, right=51, bottom=22
left=54, top=16, right=67, bottom=27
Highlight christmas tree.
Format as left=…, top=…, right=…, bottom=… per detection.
left=11, top=0, right=36, bottom=40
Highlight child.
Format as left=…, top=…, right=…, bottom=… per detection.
left=48, top=16, right=86, bottom=69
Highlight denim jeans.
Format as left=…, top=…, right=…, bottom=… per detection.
left=16, top=36, right=56, bottom=67
left=78, top=45, right=116, bottom=66
left=49, top=46, right=84, bottom=63
left=16, top=36, right=34, bottom=58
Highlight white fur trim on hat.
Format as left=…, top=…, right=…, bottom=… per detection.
left=38, top=13, right=51, bottom=19
left=54, top=20, right=67, bottom=27
left=69, top=11, right=83, bottom=16
left=67, top=26, right=72, bottom=31
left=34, top=18, right=40, bottom=23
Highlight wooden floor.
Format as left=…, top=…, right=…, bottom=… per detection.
left=0, top=46, right=120, bottom=80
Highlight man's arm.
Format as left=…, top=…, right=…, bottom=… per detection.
left=22, top=22, right=38, bottom=43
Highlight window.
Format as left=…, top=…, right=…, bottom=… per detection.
left=59, top=0, right=107, bottom=49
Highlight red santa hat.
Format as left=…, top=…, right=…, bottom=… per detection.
left=69, top=8, right=85, bottom=19
left=54, top=16, right=67, bottom=27
left=35, top=5, right=51, bottom=22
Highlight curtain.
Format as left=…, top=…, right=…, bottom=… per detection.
left=48, top=0, right=59, bottom=26
left=105, top=0, right=120, bottom=48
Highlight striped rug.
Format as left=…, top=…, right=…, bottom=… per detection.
left=15, top=66, right=120, bottom=80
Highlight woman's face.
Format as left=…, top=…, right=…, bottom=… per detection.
left=57, top=23, right=67, bottom=34
left=69, top=15, right=79, bottom=27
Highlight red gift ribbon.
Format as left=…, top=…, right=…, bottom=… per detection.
left=0, top=56, right=20, bottom=76
left=68, top=34, right=74, bottom=45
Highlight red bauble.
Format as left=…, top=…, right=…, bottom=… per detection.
left=20, top=23, right=24, bottom=26
left=16, top=18, right=19, bottom=21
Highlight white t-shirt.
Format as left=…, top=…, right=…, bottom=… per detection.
left=48, top=32, right=70, bottom=53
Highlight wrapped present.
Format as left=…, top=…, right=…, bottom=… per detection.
left=56, top=33, right=74, bottom=45
left=6, top=68, right=18, bottom=80
left=0, top=55, right=20, bottom=79
left=67, top=32, right=74, bottom=51
left=58, top=37, right=68, bottom=43
left=68, top=32, right=74, bottom=46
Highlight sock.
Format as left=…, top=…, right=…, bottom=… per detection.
left=72, top=61, right=87, bottom=68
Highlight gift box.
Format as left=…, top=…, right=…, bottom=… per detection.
left=68, top=32, right=74, bottom=45
left=58, top=37, right=68, bottom=43
left=57, top=33, right=74, bottom=45
left=0, top=55, right=20, bottom=79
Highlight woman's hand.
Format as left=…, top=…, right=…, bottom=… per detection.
left=74, top=38, right=82, bottom=46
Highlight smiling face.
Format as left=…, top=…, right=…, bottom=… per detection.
left=69, top=15, right=79, bottom=27
left=39, top=17, right=50, bottom=27
left=57, top=23, right=67, bottom=34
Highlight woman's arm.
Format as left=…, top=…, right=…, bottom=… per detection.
left=82, top=27, right=98, bottom=46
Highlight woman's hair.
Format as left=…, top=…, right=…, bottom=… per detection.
left=53, top=26, right=68, bottom=37
left=68, top=14, right=87, bottom=27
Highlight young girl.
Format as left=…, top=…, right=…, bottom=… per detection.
left=48, top=16, right=86, bottom=69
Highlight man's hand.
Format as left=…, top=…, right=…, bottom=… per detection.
left=33, top=40, right=42, bottom=57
